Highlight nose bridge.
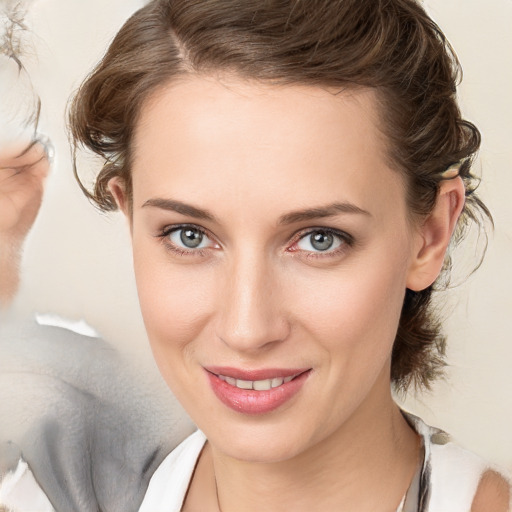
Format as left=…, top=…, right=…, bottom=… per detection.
left=216, top=246, right=288, bottom=351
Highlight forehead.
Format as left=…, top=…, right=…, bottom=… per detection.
left=131, top=76, right=406, bottom=221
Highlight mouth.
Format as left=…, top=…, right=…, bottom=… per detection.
left=216, top=373, right=297, bottom=390
left=204, top=367, right=311, bottom=414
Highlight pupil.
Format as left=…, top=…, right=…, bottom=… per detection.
left=180, top=228, right=203, bottom=248
left=311, top=231, right=333, bottom=251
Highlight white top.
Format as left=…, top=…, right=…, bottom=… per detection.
left=138, top=429, right=206, bottom=512
left=1, top=415, right=508, bottom=512
left=403, top=413, right=493, bottom=512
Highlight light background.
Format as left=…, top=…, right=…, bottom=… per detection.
left=13, top=0, right=512, bottom=469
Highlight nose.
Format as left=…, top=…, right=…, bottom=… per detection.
left=215, top=250, right=290, bottom=353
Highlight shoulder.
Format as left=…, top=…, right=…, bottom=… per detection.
left=403, top=411, right=511, bottom=512
left=427, top=430, right=510, bottom=510
left=471, top=470, right=511, bottom=512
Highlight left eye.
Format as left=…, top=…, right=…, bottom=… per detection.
left=296, top=230, right=344, bottom=253
left=167, top=227, right=213, bottom=250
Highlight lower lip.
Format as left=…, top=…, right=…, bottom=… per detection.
left=206, top=370, right=311, bottom=415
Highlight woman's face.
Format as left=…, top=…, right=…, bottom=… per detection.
left=126, top=77, right=423, bottom=462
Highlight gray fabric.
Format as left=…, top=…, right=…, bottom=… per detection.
left=0, top=318, right=194, bottom=512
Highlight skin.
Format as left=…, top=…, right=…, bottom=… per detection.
left=0, top=140, right=49, bottom=307
left=471, top=471, right=510, bottom=512
left=111, top=75, right=473, bottom=511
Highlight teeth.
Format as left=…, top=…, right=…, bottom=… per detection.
left=225, top=376, right=236, bottom=386
left=218, top=374, right=297, bottom=390
left=253, top=379, right=272, bottom=391
left=236, top=379, right=253, bottom=390
left=271, top=377, right=284, bottom=388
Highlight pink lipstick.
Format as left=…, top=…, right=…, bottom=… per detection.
left=205, top=366, right=311, bottom=414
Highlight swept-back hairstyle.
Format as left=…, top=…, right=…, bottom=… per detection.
left=70, top=0, right=490, bottom=392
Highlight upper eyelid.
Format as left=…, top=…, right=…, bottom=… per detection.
left=291, top=226, right=353, bottom=244
left=160, top=223, right=211, bottom=237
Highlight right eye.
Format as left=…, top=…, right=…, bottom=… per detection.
left=159, top=224, right=219, bottom=255
left=170, top=226, right=210, bottom=249
left=296, top=230, right=344, bottom=253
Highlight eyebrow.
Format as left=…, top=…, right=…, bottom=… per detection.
left=278, top=202, right=371, bottom=224
left=142, top=198, right=370, bottom=224
left=142, top=198, right=217, bottom=221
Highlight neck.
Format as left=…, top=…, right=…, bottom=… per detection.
left=204, top=370, right=419, bottom=512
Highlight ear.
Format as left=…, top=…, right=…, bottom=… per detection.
left=406, top=177, right=465, bottom=291
left=108, top=176, right=130, bottom=218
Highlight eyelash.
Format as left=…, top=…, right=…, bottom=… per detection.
left=157, top=224, right=215, bottom=257
left=156, top=224, right=354, bottom=259
left=288, top=227, right=354, bottom=259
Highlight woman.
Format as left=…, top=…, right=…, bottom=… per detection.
left=2, top=0, right=510, bottom=510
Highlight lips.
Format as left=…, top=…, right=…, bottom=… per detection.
left=205, top=366, right=311, bottom=414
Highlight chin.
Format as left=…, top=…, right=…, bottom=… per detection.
left=201, top=411, right=319, bottom=464
left=219, top=433, right=308, bottom=464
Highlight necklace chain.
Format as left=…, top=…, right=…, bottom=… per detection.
left=214, top=472, right=222, bottom=512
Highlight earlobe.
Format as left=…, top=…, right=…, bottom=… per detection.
left=406, top=177, right=465, bottom=291
left=108, top=177, right=130, bottom=217
left=108, top=176, right=134, bottom=235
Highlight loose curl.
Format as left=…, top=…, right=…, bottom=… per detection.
left=69, top=0, right=491, bottom=392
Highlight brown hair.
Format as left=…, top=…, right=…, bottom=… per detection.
left=69, top=0, right=490, bottom=392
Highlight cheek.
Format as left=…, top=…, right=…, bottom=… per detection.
left=132, top=240, right=217, bottom=357
left=290, top=248, right=409, bottom=363
left=286, top=249, right=409, bottom=432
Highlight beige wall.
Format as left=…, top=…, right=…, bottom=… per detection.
left=14, top=0, right=512, bottom=468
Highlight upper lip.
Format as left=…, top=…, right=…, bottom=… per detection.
left=204, top=366, right=310, bottom=381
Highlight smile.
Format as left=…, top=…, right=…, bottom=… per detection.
left=205, top=367, right=311, bottom=414
left=216, top=374, right=296, bottom=390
